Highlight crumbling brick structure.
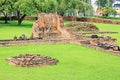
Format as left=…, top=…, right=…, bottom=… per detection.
left=31, top=13, right=64, bottom=38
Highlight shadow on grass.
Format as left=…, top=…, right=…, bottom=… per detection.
left=0, top=20, right=35, bottom=28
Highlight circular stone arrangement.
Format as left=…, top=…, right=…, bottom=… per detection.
left=6, top=54, right=59, bottom=67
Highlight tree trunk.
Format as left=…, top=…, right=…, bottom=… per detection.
left=103, top=13, right=109, bottom=17
left=17, top=11, right=26, bottom=25
left=18, top=14, right=26, bottom=25
left=17, top=11, right=20, bottom=25
left=83, top=9, right=86, bottom=17
left=5, top=14, right=8, bottom=24
left=2, top=11, right=8, bottom=24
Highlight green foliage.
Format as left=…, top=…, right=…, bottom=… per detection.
left=81, top=0, right=93, bottom=16
left=0, top=0, right=94, bottom=18
left=0, top=0, right=59, bottom=25
left=57, top=0, right=67, bottom=15
left=96, top=0, right=117, bottom=17
left=96, top=0, right=115, bottom=7
left=29, top=0, right=57, bottom=13
left=0, top=0, right=12, bottom=13
left=57, top=0, right=93, bottom=16
left=0, top=0, right=14, bottom=23
left=102, top=4, right=117, bottom=16
left=13, top=0, right=34, bottom=15
left=47, top=0, right=58, bottom=13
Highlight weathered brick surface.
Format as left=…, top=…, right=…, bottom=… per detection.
left=6, top=54, right=59, bottom=67
left=63, top=16, right=120, bottom=24
left=64, top=21, right=99, bottom=32
left=0, top=39, right=70, bottom=46
left=31, top=13, right=64, bottom=38
left=63, top=16, right=76, bottom=21
left=77, top=18, right=120, bottom=24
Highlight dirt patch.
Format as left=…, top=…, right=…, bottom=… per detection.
left=6, top=54, right=59, bottom=67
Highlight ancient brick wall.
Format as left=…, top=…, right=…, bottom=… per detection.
left=62, top=16, right=120, bottom=24
left=77, top=18, right=120, bottom=24
left=31, top=13, right=64, bottom=38
left=0, top=39, right=70, bottom=46
left=63, top=16, right=77, bottom=21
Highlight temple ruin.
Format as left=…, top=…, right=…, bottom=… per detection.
left=31, top=13, right=64, bottom=39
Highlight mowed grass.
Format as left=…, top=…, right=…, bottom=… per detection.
left=0, top=20, right=34, bottom=40
left=0, top=20, right=120, bottom=80
left=0, top=20, right=70, bottom=40
left=0, top=44, right=120, bottom=80
left=93, top=23, right=120, bottom=44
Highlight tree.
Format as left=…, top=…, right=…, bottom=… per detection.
left=46, top=0, right=58, bottom=13
left=0, top=0, right=13, bottom=23
left=102, top=4, right=117, bottom=16
left=81, top=0, right=93, bottom=16
left=13, top=0, right=37, bottom=25
left=13, top=0, right=58, bottom=25
left=96, top=0, right=116, bottom=17
left=96, top=0, right=115, bottom=8
left=65, top=0, right=92, bottom=17
left=55, top=0, right=92, bottom=16
left=56, top=0, right=67, bottom=16
left=31, top=0, right=57, bottom=13
left=0, top=0, right=94, bottom=25
left=0, top=0, right=35, bottom=25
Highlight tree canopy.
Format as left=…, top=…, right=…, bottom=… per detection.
left=96, top=0, right=115, bottom=8
left=0, top=0, right=117, bottom=24
left=96, top=0, right=116, bottom=16
left=0, top=0, right=13, bottom=23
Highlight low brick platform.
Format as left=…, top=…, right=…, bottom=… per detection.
left=6, top=54, right=59, bottom=67
left=63, top=16, right=120, bottom=25
left=0, top=39, right=70, bottom=46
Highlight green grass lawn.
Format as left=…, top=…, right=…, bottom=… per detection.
left=0, top=20, right=34, bottom=40
left=0, top=20, right=120, bottom=80
left=0, top=44, right=120, bottom=80
left=93, top=23, right=120, bottom=44
left=0, top=20, right=70, bottom=40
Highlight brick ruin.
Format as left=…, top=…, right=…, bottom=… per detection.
left=1, top=14, right=120, bottom=67
left=63, top=16, right=120, bottom=25
left=31, top=13, right=64, bottom=39
left=64, top=21, right=99, bottom=32
left=6, top=54, right=59, bottom=67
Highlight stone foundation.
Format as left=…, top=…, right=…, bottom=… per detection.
left=6, top=54, right=59, bottom=67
